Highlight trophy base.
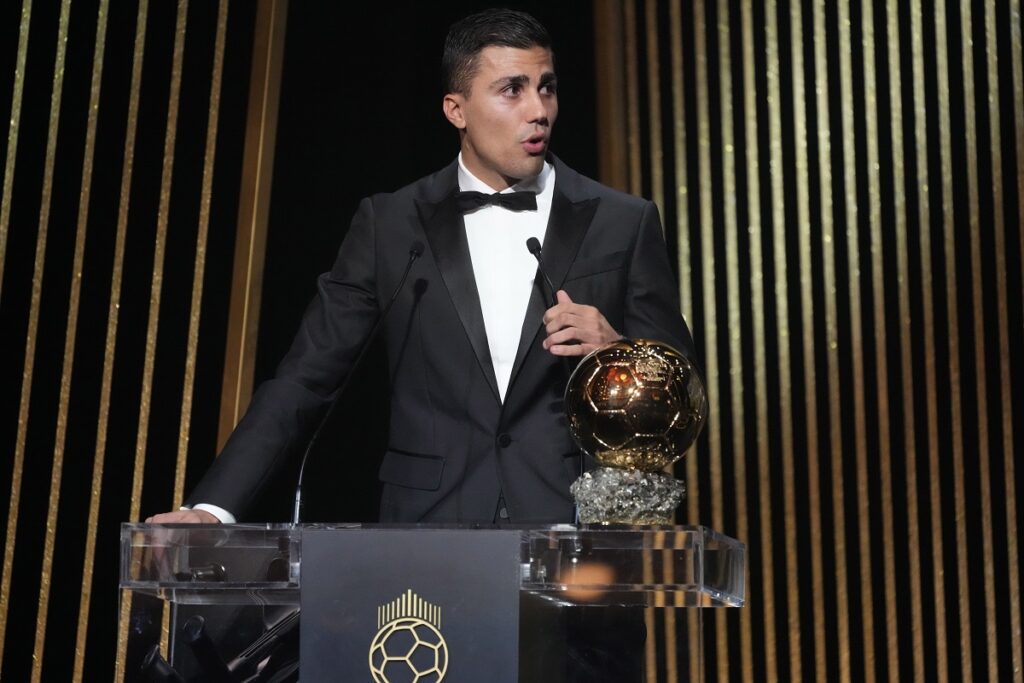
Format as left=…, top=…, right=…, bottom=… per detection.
left=570, top=467, right=685, bottom=524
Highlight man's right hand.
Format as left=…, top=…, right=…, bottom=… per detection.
left=145, top=509, right=219, bottom=524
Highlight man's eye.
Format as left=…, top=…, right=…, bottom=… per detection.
left=503, top=84, right=522, bottom=96
left=541, top=83, right=557, bottom=95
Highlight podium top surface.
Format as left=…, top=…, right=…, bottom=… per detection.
left=120, top=523, right=745, bottom=608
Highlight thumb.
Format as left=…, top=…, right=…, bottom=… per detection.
left=556, top=289, right=573, bottom=305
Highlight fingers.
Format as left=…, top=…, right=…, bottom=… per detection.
left=145, top=510, right=219, bottom=524
left=546, top=341, right=602, bottom=357
left=542, top=290, right=576, bottom=325
left=542, top=290, right=620, bottom=356
left=543, top=323, right=610, bottom=348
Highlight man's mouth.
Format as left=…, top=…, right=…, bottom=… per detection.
left=523, top=134, right=547, bottom=155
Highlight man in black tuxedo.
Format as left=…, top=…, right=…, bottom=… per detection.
left=148, top=9, right=696, bottom=682
left=148, top=8, right=696, bottom=527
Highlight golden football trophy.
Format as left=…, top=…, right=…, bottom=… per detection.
left=565, top=338, right=707, bottom=524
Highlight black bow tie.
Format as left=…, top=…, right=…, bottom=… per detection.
left=455, top=190, right=538, bottom=213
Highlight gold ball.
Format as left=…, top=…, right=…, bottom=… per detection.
left=564, top=339, right=707, bottom=472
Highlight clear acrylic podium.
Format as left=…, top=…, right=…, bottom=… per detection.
left=120, top=524, right=744, bottom=681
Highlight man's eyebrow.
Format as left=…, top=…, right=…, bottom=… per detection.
left=490, top=74, right=530, bottom=89
left=489, top=72, right=558, bottom=89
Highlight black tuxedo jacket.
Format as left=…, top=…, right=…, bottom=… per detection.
left=186, top=156, right=697, bottom=523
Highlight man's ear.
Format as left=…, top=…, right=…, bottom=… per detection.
left=443, top=94, right=466, bottom=129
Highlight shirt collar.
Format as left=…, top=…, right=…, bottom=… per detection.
left=457, top=153, right=553, bottom=196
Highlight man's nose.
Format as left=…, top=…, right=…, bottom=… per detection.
left=525, top=91, right=549, bottom=125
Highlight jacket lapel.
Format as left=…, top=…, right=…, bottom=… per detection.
left=416, top=168, right=502, bottom=403
left=507, top=167, right=600, bottom=388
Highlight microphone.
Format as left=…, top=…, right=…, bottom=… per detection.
left=291, top=240, right=425, bottom=524
left=180, top=616, right=231, bottom=682
left=526, top=238, right=583, bottom=525
left=140, top=644, right=185, bottom=683
left=173, top=563, right=226, bottom=582
left=526, top=237, right=557, bottom=306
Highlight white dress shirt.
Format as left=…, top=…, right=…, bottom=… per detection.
left=458, top=154, right=554, bottom=401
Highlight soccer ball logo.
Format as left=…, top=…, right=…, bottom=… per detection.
left=565, top=338, right=707, bottom=471
left=369, top=617, right=448, bottom=683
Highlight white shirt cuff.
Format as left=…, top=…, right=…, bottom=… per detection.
left=181, top=503, right=236, bottom=524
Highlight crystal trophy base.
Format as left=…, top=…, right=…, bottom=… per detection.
left=570, top=466, right=685, bottom=524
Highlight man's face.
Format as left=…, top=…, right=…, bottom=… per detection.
left=443, top=46, right=558, bottom=190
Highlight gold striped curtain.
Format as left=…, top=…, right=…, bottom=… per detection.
left=0, top=1, right=276, bottom=680
left=596, top=0, right=1023, bottom=680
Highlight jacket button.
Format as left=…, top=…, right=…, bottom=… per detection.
left=497, top=433, right=512, bottom=448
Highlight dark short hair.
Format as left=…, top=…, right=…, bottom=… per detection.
left=442, top=8, right=552, bottom=95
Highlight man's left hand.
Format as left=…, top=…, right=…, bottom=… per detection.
left=542, top=290, right=620, bottom=356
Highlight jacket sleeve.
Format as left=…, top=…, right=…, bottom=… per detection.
left=184, top=198, right=380, bottom=519
left=621, top=200, right=699, bottom=366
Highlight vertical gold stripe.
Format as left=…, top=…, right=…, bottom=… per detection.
left=649, top=533, right=664, bottom=683
left=0, top=0, right=32, bottom=301
left=174, top=0, right=228, bottom=509
left=74, top=5, right=128, bottom=676
left=119, top=0, right=188, bottom=674
left=666, top=3, right=688, bottom=677
left=886, top=2, right=926, bottom=678
left=672, top=5, right=699, bottom=618
left=790, top=1, right=829, bottom=679
left=765, top=1, right=802, bottom=677
left=133, top=0, right=188, bottom=523
left=996, top=3, right=1022, bottom=678
left=643, top=7, right=667, bottom=671
left=33, top=0, right=106, bottom=679
left=714, top=3, right=752, bottom=680
left=812, top=2, right=852, bottom=679
left=217, top=0, right=287, bottom=448
left=624, top=0, right=642, bottom=196
left=0, top=0, right=33, bottom=667
left=112, top=4, right=150, bottom=679
left=159, top=608, right=170, bottom=675
left=663, top=3, right=696, bottom=679
left=661, top=543, right=677, bottom=680
left=692, top=3, right=727, bottom=680
left=644, top=0, right=664, bottom=215
left=934, top=3, right=974, bottom=679
left=836, top=1, right=876, bottom=680
left=593, top=1, right=629, bottom=191
left=959, top=2, right=998, bottom=679
left=740, top=1, right=777, bottom=679
left=642, top=549, right=656, bottom=682
left=670, top=0, right=690, bottom=335
left=862, top=1, right=902, bottom=679
left=3, top=0, right=71, bottom=673
left=155, top=3, right=190, bottom=661
left=1015, top=0, right=1024, bottom=318
left=910, top=0, right=949, bottom=679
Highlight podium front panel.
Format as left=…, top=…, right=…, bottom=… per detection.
left=301, top=527, right=522, bottom=682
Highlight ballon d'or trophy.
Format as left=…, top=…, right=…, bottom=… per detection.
left=566, top=338, right=707, bottom=524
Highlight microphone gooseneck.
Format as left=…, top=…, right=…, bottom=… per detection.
left=291, top=240, right=424, bottom=525
left=526, top=238, right=583, bottom=525
left=526, top=237, right=557, bottom=306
